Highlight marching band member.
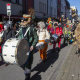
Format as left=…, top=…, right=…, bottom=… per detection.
left=0, top=21, right=4, bottom=62
left=2, top=22, right=16, bottom=66
left=51, top=22, right=63, bottom=51
left=37, top=21, right=50, bottom=62
left=17, top=14, right=38, bottom=80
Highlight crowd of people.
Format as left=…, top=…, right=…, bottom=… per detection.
left=0, top=11, right=78, bottom=80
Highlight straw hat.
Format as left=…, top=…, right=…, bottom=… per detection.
left=23, top=14, right=31, bottom=18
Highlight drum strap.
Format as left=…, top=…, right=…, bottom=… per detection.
left=24, top=27, right=30, bottom=38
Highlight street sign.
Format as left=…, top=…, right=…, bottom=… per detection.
left=7, top=10, right=11, bottom=16
left=6, top=3, right=11, bottom=9
left=6, top=3, right=11, bottom=16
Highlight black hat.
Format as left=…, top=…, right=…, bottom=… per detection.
left=54, top=23, right=58, bottom=26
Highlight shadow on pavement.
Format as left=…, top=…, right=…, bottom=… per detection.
left=33, top=48, right=39, bottom=53
left=0, top=61, right=4, bottom=66
left=30, top=48, right=59, bottom=80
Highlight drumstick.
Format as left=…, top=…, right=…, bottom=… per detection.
left=15, top=28, right=22, bottom=37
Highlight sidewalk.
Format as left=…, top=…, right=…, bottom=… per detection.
left=56, top=45, right=80, bottom=80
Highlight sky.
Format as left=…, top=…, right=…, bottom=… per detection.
left=69, top=0, right=80, bottom=15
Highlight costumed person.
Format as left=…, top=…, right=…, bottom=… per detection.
left=0, top=21, right=4, bottom=62
left=51, top=22, right=63, bottom=51
left=63, top=24, right=70, bottom=46
left=61, top=15, right=66, bottom=30
left=73, top=23, right=80, bottom=57
left=47, top=17, right=52, bottom=32
left=17, top=13, right=38, bottom=79
left=72, top=9, right=77, bottom=24
left=37, top=21, right=50, bottom=62
left=1, top=22, right=16, bottom=66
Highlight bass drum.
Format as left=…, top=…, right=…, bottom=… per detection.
left=2, top=38, right=30, bottom=66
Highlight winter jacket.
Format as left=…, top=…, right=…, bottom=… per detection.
left=18, top=24, right=38, bottom=48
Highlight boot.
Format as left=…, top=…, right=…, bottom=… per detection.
left=25, top=73, right=30, bottom=80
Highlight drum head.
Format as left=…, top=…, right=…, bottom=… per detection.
left=17, top=39, right=30, bottom=66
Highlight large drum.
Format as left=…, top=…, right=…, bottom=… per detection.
left=51, top=34, right=59, bottom=42
left=36, top=42, right=45, bottom=50
left=2, top=38, right=30, bottom=66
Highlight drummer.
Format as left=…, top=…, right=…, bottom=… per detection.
left=1, top=21, right=16, bottom=66
left=17, top=13, right=38, bottom=80
left=37, top=21, right=50, bottom=62
left=51, top=22, right=63, bottom=51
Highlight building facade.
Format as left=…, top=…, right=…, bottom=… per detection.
left=70, top=6, right=78, bottom=23
left=48, top=0, right=57, bottom=18
left=0, top=0, right=23, bottom=21
left=57, top=0, right=61, bottom=19
left=34, top=0, right=48, bottom=19
left=61, top=0, right=66, bottom=18
left=66, top=0, right=70, bottom=19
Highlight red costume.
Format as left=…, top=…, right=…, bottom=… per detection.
left=0, top=24, right=4, bottom=53
left=47, top=25, right=52, bottom=31
left=51, top=27, right=63, bottom=49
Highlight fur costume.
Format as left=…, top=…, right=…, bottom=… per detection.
left=37, top=21, right=50, bottom=60
left=73, top=23, right=80, bottom=56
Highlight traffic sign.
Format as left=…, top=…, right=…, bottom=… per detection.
left=7, top=10, right=11, bottom=16
left=6, top=3, right=11, bottom=9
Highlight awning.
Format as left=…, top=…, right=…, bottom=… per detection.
left=0, top=13, right=22, bottom=19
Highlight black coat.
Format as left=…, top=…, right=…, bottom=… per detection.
left=2, top=29, right=16, bottom=42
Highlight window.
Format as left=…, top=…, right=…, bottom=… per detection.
left=43, top=4, right=44, bottom=13
left=56, top=0, right=57, bottom=4
left=54, top=8, right=56, bottom=16
left=45, top=4, right=46, bottom=14
left=16, top=0, right=19, bottom=4
left=39, top=2, right=42, bottom=12
left=51, top=7, right=53, bottom=16
left=8, top=0, right=11, bottom=1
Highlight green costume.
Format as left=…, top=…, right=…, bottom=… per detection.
left=18, top=24, right=38, bottom=69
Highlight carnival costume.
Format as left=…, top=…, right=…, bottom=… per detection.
left=51, top=23, right=63, bottom=51
left=17, top=14, right=38, bottom=80
left=0, top=22, right=4, bottom=61
left=63, top=24, right=71, bottom=45
left=37, top=21, right=50, bottom=61
left=47, top=17, right=52, bottom=32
